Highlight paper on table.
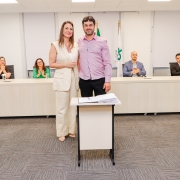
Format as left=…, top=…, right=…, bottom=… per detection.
left=78, top=93, right=118, bottom=104
left=78, top=96, right=98, bottom=103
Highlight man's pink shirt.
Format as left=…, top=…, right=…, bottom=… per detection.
left=78, top=34, right=112, bottom=82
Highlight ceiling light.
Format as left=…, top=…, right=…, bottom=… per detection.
left=72, top=0, right=95, bottom=2
left=0, top=0, right=18, bottom=3
left=148, top=0, right=170, bottom=1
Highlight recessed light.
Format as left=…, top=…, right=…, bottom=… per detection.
left=72, top=0, right=95, bottom=2
left=0, top=0, right=18, bottom=3
left=148, top=0, right=170, bottom=1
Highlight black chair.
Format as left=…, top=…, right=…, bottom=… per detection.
left=169, top=62, right=177, bottom=76
left=45, top=66, right=50, bottom=78
left=6, top=65, right=15, bottom=79
left=122, top=64, right=124, bottom=77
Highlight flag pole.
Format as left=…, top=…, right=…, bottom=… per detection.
left=96, top=21, right=101, bottom=36
left=117, top=20, right=120, bottom=77
left=96, top=21, right=98, bottom=31
left=118, top=20, right=120, bottom=34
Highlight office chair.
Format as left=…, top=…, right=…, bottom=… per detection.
left=169, top=62, right=177, bottom=76
left=122, top=63, right=124, bottom=70
left=122, top=64, right=125, bottom=77
left=6, top=65, right=15, bottom=79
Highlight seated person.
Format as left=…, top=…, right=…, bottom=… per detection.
left=0, top=56, right=11, bottom=79
left=33, top=58, right=50, bottom=78
left=123, top=51, right=146, bottom=77
left=170, top=53, right=180, bottom=76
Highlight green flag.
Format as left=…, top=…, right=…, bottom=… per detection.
left=97, top=28, right=100, bottom=36
left=115, top=25, right=123, bottom=77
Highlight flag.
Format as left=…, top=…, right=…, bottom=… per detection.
left=97, top=28, right=100, bottom=36
left=96, top=21, right=100, bottom=36
left=115, top=21, right=123, bottom=77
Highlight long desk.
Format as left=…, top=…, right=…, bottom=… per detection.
left=111, top=76, right=180, bottom=114
left=0, top=77, right=180, bottom=117
left=0, top=79, right=56, bottom=117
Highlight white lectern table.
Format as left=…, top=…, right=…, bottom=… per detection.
left=71, top=98, right=121, bottom=166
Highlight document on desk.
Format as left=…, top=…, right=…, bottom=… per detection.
left=78, top=93, right=118, bottom=104
left=144, top=77, right=152, bottom=79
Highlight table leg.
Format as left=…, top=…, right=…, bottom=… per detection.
left=77, top=106, right=81, bottom=166
left=111, top=105, right=115, bottom=165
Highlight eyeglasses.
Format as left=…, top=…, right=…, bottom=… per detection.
left=37, top=61, right=43, bottom=64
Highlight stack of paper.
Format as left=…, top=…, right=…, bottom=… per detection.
left=96, top=93, right=118, bottom=103
left=78, top=93, right=118, bottom=104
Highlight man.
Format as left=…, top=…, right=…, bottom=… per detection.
left=123, top=51, right=146, bottom=77
left=78, top=16, right=112, bottom=97
left=170, top=53, right=180, bottom=76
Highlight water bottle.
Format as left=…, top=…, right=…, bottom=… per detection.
left=1, top=74, right=6, bottom=81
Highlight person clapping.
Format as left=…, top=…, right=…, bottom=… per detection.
left=33, top=58, right=50, bottom=78
left=0, top=56, right=11, bottom=79
left=123, top=51, right=146, bottom=77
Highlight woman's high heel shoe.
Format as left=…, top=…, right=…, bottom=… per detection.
left=69, top=134, right=75, bottom=138
left=59, top=136, right=65, bottom=142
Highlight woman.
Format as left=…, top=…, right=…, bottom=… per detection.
left=49, top=21, right=79, bottom=142
left=0, top=56, right=11, bottom=79
left=33, top=58, right=50, bottom=78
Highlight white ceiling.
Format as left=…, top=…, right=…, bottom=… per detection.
left=0, top=0, right=180, bottom=13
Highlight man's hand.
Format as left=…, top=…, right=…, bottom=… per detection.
left=132, top=68, right=140, bottom=75
left=103, top=82, right=111, bottom=93
left=132, top=68, right=137, bottom=75
left=136, top=68, right=140, bottom=74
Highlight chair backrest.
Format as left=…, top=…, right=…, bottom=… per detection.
left=6, top=65, right=15, bottom=79
left=122, top=64, right=124, bottom=77
left=46, top=66, right=50, bottom=70
left=169, top=62, right=177, bottom=76
left=46, top=66, right=50, bottom=77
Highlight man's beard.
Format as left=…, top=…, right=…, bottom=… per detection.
left=85, top=29, right=94, bottom=36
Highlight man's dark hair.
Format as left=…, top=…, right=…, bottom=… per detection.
left=82, top=16, right=95, bottom=25
left=175, top=53, right=180, bottom=58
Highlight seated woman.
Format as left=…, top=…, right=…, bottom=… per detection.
left=33, top=58, right=50, bottom=78
left=0, top=56, right=11, bottom=79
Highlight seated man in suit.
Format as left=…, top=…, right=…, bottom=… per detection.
left=123, top=51, right=146, bottom=77
left=170, top=53, right=180, bottom=76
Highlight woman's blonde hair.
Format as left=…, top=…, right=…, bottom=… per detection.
left=0, top=56, right=6, bottom=66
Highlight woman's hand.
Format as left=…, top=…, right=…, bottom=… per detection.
left=41, top=70, right=46, bottom=78
left=64, top=62, right=77, bottom=68
left=41, top=70, right=45, bottom=75
left=36, top=69, right=41, bottom=78
left=0, top=66, right=11, bottom=79
left=38, top=69, right=41, bottom=75
left=1, top=65, right=6, bottom=73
